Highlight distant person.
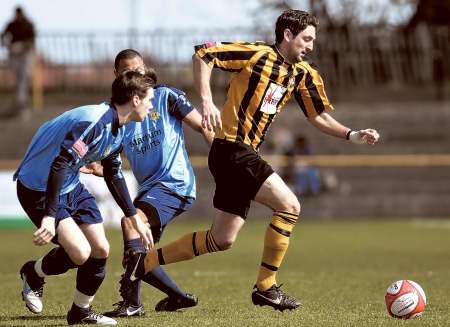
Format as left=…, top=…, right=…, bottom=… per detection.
left=284, top=135, right=321, bottom=196
left=14, top=70, right=154, bottom=325
left=120, top=9, right=380, bottom=312
left=1, top=6, right=36, bottom=118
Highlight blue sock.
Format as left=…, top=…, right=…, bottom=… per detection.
left=142, top=266, right=185, bottom=298
left=124, top=238, right=147, bottom=253
left=123, top=238, right=146, bottom=305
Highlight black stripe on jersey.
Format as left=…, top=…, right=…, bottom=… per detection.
left=269, top=223, right=291, bottom=237
left=261, top=262, right=279, bottom=271
left=254, top=66, right=293, bottom=150
left=236, top=53, right=269, bottom=142
left=192, top=232, right=199, bottom=256
left=293, top=70, right=309, bottom=117
left=305, top=71, right=325, bottom=114
left=248, top=58, right=283, bottom=144
left=203, top=51, right=256, bottom=65
left=157, top=248, right=165, bottom=265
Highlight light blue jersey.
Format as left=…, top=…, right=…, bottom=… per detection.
left=14, top=103, right=125, bottom=194
left=123, top=85, right=196, bottom=199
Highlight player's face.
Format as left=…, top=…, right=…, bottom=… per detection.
left=286, top=25, right=316, bottom=63
left=131, top=87, right=154, bottom=122
left=115, top=56, right=145, bottom=76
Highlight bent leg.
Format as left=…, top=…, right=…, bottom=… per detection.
left=254, top=172, right=301, bottom=291
left=143, top=210, right=244, bottom=274
left=75, top=223, right=109, bottom=307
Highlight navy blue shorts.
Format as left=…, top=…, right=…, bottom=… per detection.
left=17, top=180, right=103, bottom=230
left=133, top=183, right=194, bottom=243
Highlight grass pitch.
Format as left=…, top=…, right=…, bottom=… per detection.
left=0, top=218, right=449, bottom=326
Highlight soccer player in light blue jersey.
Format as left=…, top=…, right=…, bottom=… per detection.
left=97, top=49, right=213, bottom=317
left=14, top=70, right=155, bottom=325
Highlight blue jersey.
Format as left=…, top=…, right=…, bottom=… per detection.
left=14, top=102, right=125, bottom=194
left=123, top=85, right=196, bottom=199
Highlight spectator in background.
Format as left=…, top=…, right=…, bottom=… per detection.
left=284, top=135, right=321, bottom=197
left=1, top=6, right=36, bottom=118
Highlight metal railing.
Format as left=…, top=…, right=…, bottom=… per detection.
left=0, top=26, right=448, bottom=91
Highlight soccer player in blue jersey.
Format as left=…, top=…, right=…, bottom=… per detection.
left=14, top=70, right=155, bottom=325
left=83, top=49, right=213, bottom=317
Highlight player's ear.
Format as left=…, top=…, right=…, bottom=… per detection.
left=284, top=28, right=293, bottom=42
left=113, top=69, right=119, bottom=77
left=132, top=94, right=140, bottom=107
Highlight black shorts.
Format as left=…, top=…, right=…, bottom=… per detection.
left=208, top=138, right=274, bottom=218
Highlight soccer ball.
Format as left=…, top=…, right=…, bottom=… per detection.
left=385, top=280, right=426, bottom=319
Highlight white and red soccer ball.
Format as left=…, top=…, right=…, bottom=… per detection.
left=385, top=280, right=426, bottom=319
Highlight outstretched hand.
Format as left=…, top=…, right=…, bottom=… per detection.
left=349, top=129, right=380, bottom=145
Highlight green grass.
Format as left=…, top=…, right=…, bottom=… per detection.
left=0, top=218, right=449, bottom=326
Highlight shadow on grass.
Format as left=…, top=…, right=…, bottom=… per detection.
left=0, top=314, right=66, bottom=325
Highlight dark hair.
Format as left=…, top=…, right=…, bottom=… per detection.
left=111, top=69, right=156, bottom=105
left=275, top=10, right=319, bottom=44
left=114, top=49, right=143, bottom=71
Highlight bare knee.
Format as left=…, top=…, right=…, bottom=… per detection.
left=90, top=240, right=110, bottom=259
left=213, top=233, right=237, bottom=251
left=68, top=245, right=91, bottom=265
left=276, top=196, right=301, bottom=216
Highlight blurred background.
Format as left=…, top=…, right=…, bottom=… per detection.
left=0, top=0, right=449, bottom=228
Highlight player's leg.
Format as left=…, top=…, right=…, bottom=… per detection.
left=16, top=181, right=81, bottom=314
left=64, top=186, right=116, bottom=325
left=252, top=172, right=302, bottom=311
left=19, top=218, right=86, bottom=314
left=112, top=186, right=199, bottom=314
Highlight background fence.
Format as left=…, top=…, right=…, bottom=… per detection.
left=0, top=26, right=449, bottom=94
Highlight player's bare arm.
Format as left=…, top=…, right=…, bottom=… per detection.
left=183, top=109, right=215, bottom=146
left=308, top=111, right=380, bottom=145
left=192, top=53, right=222, bottom=131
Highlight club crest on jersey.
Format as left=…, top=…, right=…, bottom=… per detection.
left=260, top=82, right=287, bottom=114
left=150, top=111, right=160, bottom=121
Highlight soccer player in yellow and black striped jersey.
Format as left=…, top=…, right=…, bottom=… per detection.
left=121, top=9, right=380, bottom=311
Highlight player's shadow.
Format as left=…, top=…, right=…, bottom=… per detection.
left=0, top=314, right=66, bottom=325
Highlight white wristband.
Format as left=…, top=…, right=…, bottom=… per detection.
left=349, top=131, right=367, bottom=144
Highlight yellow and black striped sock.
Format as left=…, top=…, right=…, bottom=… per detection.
left=144, top=230, right=222, bottom=273
left=256, top=210, right=299, bottom=291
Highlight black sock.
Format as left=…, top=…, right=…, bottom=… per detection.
left=76, top=257, right=107, bottom=296
left=42, top=247, right=77, bottom=275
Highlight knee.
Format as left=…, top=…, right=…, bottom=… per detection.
left=279, top=195, right=301, bottom=216
left=214, top=234, right=236, bottom=251
left=90, top=241, right=110, bottom=259
left=69, top=245, right=92, bottom=266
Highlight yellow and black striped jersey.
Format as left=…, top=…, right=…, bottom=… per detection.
left=195, top=41, right=334, bottom=150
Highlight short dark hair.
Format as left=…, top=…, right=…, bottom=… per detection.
left=275, top=10, right=319, bottom=44
left=111, top=69, right=156, bottom=105
left=114, top=49, right=143, bottom=71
